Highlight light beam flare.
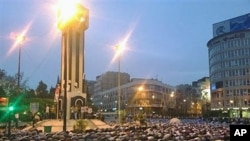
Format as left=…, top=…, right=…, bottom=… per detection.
left=111, top=29, right=134, bottom=64
left=7, top=22, right=32, bottom=56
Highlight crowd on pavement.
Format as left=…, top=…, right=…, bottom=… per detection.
left=0, top=117, right=249, bottom=141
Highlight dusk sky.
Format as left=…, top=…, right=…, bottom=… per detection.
left=1, top=0, right=250, bottom=89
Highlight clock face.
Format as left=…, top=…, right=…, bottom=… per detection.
left=216, top=26, right=226, bottom=36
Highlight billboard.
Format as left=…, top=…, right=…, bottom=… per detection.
left=213, top=13, right=250, bottom=37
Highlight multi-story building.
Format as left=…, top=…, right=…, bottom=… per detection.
left=94, top=71, right=130, bottom=94
left=92, top=72, right=175, bottom=120
left=207, top=13, right=250, bottom=118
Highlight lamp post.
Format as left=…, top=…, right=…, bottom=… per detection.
left=230, top=100, right=234, bottom=117
left=170, top=92, right=174, bottom=117
left=183, top=99, right=186, bottom=116
left=115, top=41, right=126, bottom=125
left=16, top=35, right=25, bottom=89
left=116, top=46, right=121, bottom=125
left=137, top=86, right=143, bottom=115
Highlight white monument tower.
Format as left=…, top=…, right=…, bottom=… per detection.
left=57, top=2, right=89, bottom=131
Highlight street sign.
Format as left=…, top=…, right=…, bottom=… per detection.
left=83, top=106, right=88, bottom=112
left=30, top=102, right=39, bottom=114
left=88, top=107, right=92, bottom=113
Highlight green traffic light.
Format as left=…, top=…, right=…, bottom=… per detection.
left=9, top=106, right=14, bottom=111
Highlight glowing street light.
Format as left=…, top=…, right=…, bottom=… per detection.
left=115, top=44, right=126, bottom=125
left=230, top=100, right=234, bottom=107
left=170, top=91, right=174, bottom=98
left=138, top=86, right=144, bottom=92
left=183, top=99, right=187, bottom=115
left=169, top=91, right=175, bottom=117
left=230, top=100, right=234, bottom=104
left=116, top=45, right=121, bottom=125
left=16, top=35, right=25, bottom=89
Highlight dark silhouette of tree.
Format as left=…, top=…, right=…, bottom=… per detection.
left=0, top=69, right=18, bottom=96
left=176, top=84, right=199, bottom=100
left=0, top=69, right=6, bottom=79
left=175, top=84, right=200, bottom=117
left=57, top=75, right=60, bottom=85
left=36, top=81, right=49, bottom=98
left=0, top=68, right=57, bottom=122
left=25, top=88, right=36, bottom=98
left=0, top=86, right=5, bottom=96
left=49, top=86, right=56, bottom=99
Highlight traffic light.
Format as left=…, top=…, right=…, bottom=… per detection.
left=8, top=106, right=14, bottom=111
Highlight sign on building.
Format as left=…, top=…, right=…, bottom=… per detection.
left=30, top=102, right=39, bottom=114
left=213, top=13, right=250, bottom=37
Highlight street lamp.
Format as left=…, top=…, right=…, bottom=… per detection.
left=170, top=92, right=174, bottom=98
left=16, top=35, right=25, bottom=89
left=229, top=100, right=234, bottom=117
left=116, top=45, right=121, bottom=125
left=183, top=99, right=187, bottom=116
left=169, top=91, right=175, bottom=117
left=138, top=86, right=143, bottom=92
left=230, top=100, right=234, bottom=107
left=115, top=44, right=126, bottom=125
left=170, top=92, right=174, bottom=108
left=135, top=86, right=144, bottom=115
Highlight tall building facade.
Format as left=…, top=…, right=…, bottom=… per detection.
left=92, top=74, right=175, bottom=120
left=94, top=71, right=130, bottom=94
left=207, top=13, right=250, bottom=118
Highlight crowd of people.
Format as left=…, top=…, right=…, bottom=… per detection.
left=1, top=116, right=248, bottom=140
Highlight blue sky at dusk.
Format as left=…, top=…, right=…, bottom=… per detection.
left=1, top=0, right=250, bottom=89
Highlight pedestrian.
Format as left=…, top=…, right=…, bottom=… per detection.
left=74, top=106, right=78, bottom=119
left=45, top=105, right=50, bottom=119
left=70, top=106, right=74, bottom=119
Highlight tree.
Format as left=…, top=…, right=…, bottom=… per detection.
left=0, top=68, right=58, bottom=122
left=49, top=86, right=56, bottom=99
left=0, top=69, right=6, bottom=79
left=176, top=84, right=200, bottom=117
left=0, top=86, right=5, bottom=96
left=25, top=88, right=36, bottom=98
left=0, top=69, right=17, bottom=96
left=36, top=81, right=49, bottom=98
